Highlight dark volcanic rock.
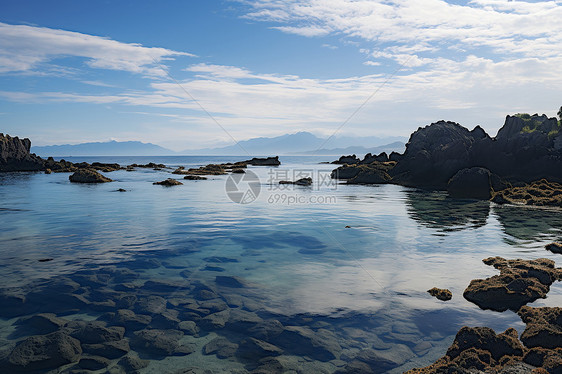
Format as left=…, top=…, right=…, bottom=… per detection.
left=245, top=156, right=281, bottom=166
left=0, top=133, right=45, bottom=171
left=332, top=154, right=361, bottom=165
left=427, top=287, right=452, bottom=301
left=17, top=313, right=66, bottom=335
left=463, top=257, right=560, bottom=312
left=447, top=167, right=507, bottom=199
left=69, top=169, right=112, bottom=183
left=390, top=121, right=478, bottom=189
left=153, top=178, right=183, bottom=186
left=546, top=242, right=562, bottom=254
left=391, top=114, right=562, bottom=190
left=518, top=306, right=562, bottom=349
left=184, top=175, right=207, bottom=180
left=331, top=161, right=395, bottom=184
left=278, top=177, right=312, bottom=186
left=4, top=331, right=82, bottom=372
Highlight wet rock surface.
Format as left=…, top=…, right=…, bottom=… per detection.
left=463, top=257, right=561, bottom=312
left=427, top=287, right=452, bottom=301
left=153, top=178, right=183, bottom=186
left=492, top=179, right=562, bottom=208
left=69, top=168, right=113, bottom=183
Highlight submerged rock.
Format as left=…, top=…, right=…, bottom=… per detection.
left=427, top=287, right=452, bottom=301
left=131, top=329, right=189, bottom=356
left=203, top=337, right=239, bottom=358
left=272, top=326, right=341, bottom=361
left=69, top=169, right=112, bottom=183
left=3, top=331, right=82, bottom=372
left=463, top=257, right=560, bottom=312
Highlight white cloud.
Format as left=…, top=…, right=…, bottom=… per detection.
left=0, top=22, right=193, bottom=76
left=240, top=0, right=562, bottom=63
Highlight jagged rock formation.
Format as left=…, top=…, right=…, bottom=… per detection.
left=491, top=179, right=562, bottom=208
left=331, top=113, right=562, bottom=195
left=0, top=133, right=45, bottom=171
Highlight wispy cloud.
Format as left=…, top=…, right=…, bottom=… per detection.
left=240, top=0, right=562, bottom=64
left=0, top=22, right=194, bottom=76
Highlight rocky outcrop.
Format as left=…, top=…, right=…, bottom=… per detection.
left=245, top=156, right=281, bottom=166
left=463, top=257, right=561, bottom=312
left=390, top=121, right=485, bottom=189
left=491, top=179, right=562, bottom=208
left=331, top=161, right=395, bottom=184
left=427, top=287, right=452, bottom=301
left=0, top=133, right=45, bottom=171
left=332, top=155, right=360, bottom=165
left=69, top=169, right=112, bottom=183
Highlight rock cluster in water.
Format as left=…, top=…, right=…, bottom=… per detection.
left=410, top=256, right=562, bottom=373
left=331, top=113, right=562, bottom=205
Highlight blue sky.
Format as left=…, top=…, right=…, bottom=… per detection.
left=1, top=0, right=561, bottom=151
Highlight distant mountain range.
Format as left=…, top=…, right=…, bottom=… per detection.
left=182, top=132, right=406, bottom=156
left=32, top=132, right=407, bottom=157
left=32, top=140, right=176, bottom=157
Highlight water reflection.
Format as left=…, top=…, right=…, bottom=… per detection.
left=405, top=190, right=490, bottom=232
left=492, top=204, right=562, bottom=242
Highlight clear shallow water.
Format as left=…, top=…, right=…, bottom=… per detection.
left=0, top=156, right=561, bottom=373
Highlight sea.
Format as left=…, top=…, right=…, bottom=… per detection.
left=0, top=155, right=561, bottom=373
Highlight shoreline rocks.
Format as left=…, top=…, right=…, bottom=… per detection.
left=492, top=179, right=562, bottom=208
left=463, top=257, right=561, bottom=312
left=0, top=133, right=45, bottom=171
left=278, top=177, right=312, bottom=186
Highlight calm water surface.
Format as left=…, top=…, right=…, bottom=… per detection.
left=0, top=156, right=561, bottom=373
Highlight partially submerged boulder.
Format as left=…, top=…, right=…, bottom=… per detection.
left=518, top=306, right=562, bottom=349
left=463, top=257, right=561, bottom=312
left=279, top=177, right=312, bottom=186
left=69, top=169, right=112, bottom=183
left=153, top=178, right=183, bottom=186
left=332, top=155, right=360, bottom=165
left=546, top=242, right=562, bottom=254
left=427, top=287, right=452, bottom=301
left=447, top=167, right=509, bottom=200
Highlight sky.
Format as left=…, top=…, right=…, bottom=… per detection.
left=1, top=0, right=561, bottom=151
